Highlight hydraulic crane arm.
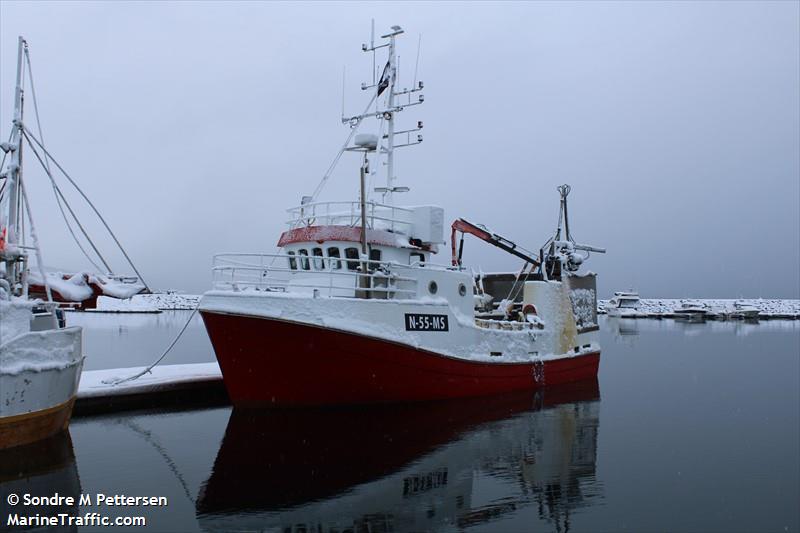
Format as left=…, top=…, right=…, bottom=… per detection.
left=450, top=218, right=541, bottom=267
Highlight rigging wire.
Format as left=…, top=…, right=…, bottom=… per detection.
left=18, top=177, right=54, bottom=305
left=22, top=127, right=150, bottom=290
left=22, top=133, right=113, bottom=272
left=23, top=46, right=106, bottom=273
left=413, top=34, right=422, bottom=88
left=310, top=92, right=377, bottom=203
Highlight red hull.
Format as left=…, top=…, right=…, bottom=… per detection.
left=201, top=311, right=600, bottom=407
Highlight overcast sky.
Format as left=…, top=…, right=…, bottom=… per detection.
left=1, top=1, right=798, bottom=298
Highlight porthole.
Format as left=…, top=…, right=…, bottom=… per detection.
left=458, top=283, right=467, bottom=297
left=428, top=281, right=438, bottom=294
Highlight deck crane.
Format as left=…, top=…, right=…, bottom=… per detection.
left=450, top=218, right=540, bottom=268
left=450, top=185, right=605, bottom=281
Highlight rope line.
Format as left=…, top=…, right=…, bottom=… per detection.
left=18, top=177, right=54, bottom=306
left=22, top=134, right=114, bottom=272
left=24, top=46, right=107, bottom=273
left=22, top=127, right=150, bottom=290
left=311, top=92, right=377, bottom=203
left=106, top=306, right=198, bottom=385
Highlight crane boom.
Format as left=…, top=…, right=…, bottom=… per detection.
left=450, top=218, right=540, bottom=267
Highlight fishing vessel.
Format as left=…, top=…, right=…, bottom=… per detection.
left=199, top=25, right=606, bottom=407
left=1, top=37, right=143, bottom=448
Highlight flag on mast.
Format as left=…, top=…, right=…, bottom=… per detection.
left=377, top=60, right=391, bottom=96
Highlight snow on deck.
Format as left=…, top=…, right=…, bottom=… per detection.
left=598, top=298, right=800, bottom=319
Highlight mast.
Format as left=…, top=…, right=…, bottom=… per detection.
left=3, top=36, right=26, bottom=285
left=384, top=33, right=397, bottom=205
left=339, top=25, right=423, bottom=209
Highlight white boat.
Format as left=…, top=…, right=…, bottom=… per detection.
left=0, top=37, right=86, bottom=450
left=728, top=301, right=760, bottom=320
left=605, top=290, right=643, bottom=317
left=0, top=299, right=83, bottom=449
left=199, top=25, right=606, bottom=407
left=0, top=36, right=146, bottom=448
left=673, top=301, right=709, bottom=322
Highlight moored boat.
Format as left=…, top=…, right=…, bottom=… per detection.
left=0, top=38, right=84, bottom=449
left=0, top=299, right=83, bottom=450
left=727, top=301, right=760, bottom=320
left=606, top=290, right=643, bottom=317
left=199, top=25, right=606, bottom=407
left=1, top=37, right=140, bottom=448
left=673, top=301, right=710, bottom=322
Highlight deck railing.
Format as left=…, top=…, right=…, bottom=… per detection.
left=212, top=252, right=419, bottom=298
left=286, top=201, right=415, bottom=233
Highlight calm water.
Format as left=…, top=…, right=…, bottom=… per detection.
left=2, top=315, right=798, bottom=532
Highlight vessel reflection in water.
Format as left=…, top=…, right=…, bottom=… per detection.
left=0, top=431, right=81, bottom=533
left=197, top=380, right=602, bottom=532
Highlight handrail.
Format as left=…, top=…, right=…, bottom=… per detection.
left=285, top=200, right=415, bottom=233
left=210, top=252, right=423, bottom=298
left=212, top=252, right=457, bottom=272
left=286, top=200, right=414, bottom=214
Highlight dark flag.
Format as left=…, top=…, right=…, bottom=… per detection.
left=377, top=60, right=391, bottom=96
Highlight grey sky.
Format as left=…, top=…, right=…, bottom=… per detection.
left=1, top=1, right=798, bottom=298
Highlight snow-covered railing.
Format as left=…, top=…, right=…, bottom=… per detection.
left=212, top=252, right=419, bottom=298
left=286, top=201, right=414, bottom=233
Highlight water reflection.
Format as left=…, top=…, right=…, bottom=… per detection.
left=607, top=317, right=640, bottom=344
left=197, top=379, right=601, bottom=532
left=65, top=311, right=214, bottom=371
left=0, top=431, right=81, bottom=533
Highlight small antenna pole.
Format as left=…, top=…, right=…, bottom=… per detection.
left=413, top=34, right=422, bottom=87
left=341, top=66, right=346, bottom=120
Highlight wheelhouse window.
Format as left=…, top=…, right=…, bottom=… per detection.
left=297, top=249, right=310, bottom=270
left=344, top=247, right=359, bottom=271
left=312, top=248, right=324, bottom=270
left=287, top=251, right=297, bottom=270
left=327, top=247, right=341, bottom=270
left=369, top=248, right=382, bottom=271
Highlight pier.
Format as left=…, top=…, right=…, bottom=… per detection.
left=75, top=363, right=226, bottom=416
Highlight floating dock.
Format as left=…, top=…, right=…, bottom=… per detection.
left=75, top=362, right=227, bottom=416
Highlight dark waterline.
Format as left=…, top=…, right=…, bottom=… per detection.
left=2, top=316, right=798, bottom=532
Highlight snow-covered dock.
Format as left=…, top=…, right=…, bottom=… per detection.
left=75, top=362, right=225, bottom=415
left=598, top=298, right=800, bottom=319
left=69, top=293, right=201, bottom=313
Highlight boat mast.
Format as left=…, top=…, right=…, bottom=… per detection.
left=384, top=31, right=397, bottom=205
left=3, top=36, right=26, bottom=286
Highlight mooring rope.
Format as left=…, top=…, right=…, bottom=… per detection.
left=103, top=305, right=199, bottom=386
